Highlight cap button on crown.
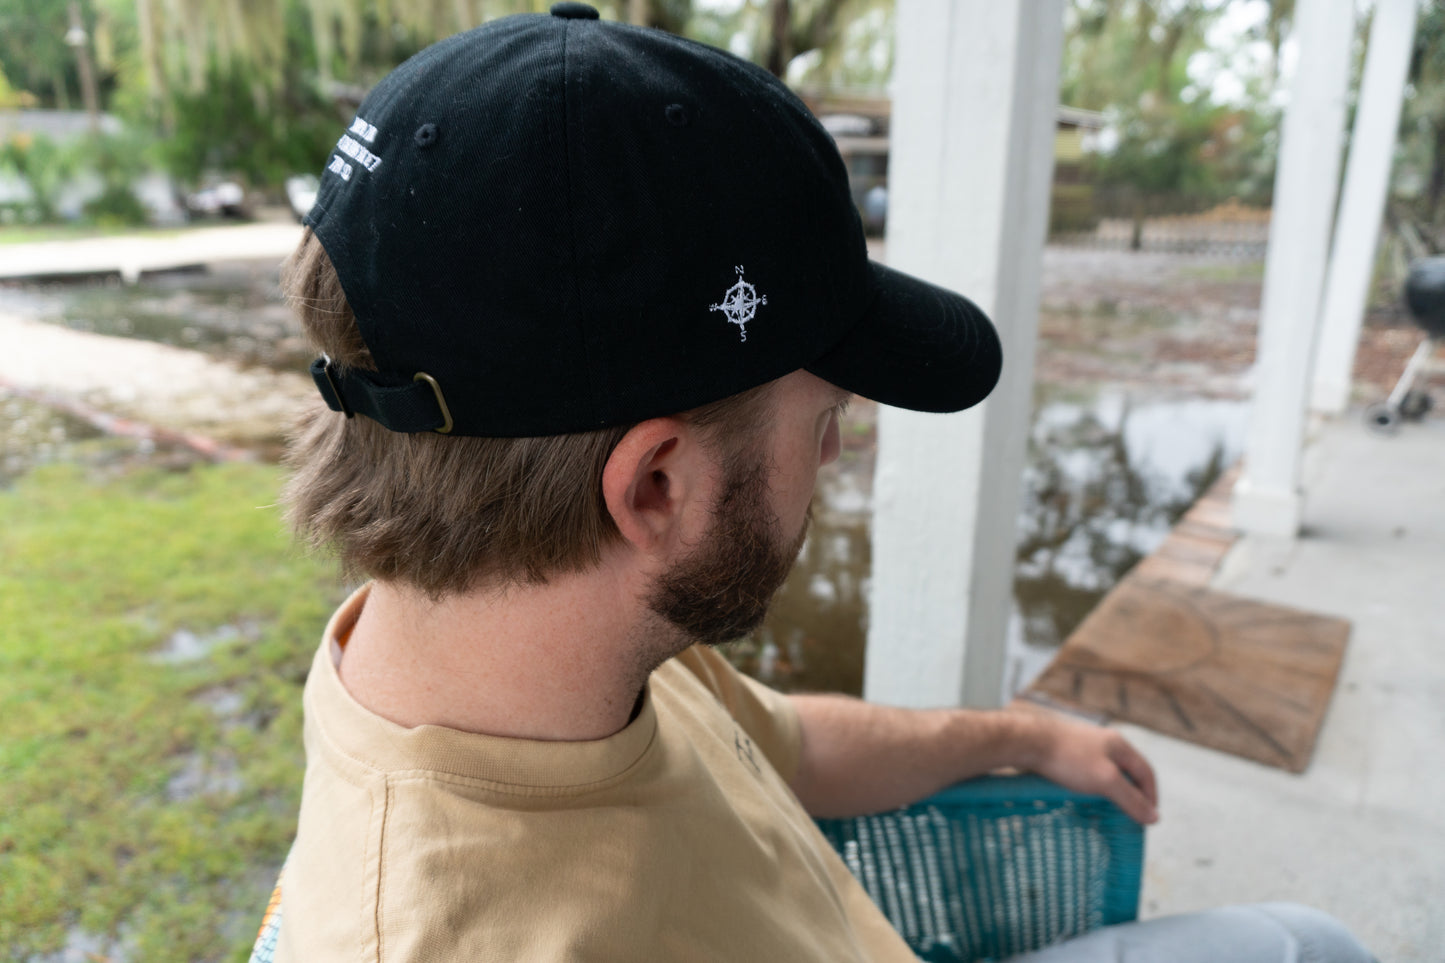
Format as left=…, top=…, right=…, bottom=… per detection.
left=550, top=2, right=599, bottom=18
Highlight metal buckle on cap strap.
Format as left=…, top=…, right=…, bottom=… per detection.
left=413, top=372, right=453, bottom=434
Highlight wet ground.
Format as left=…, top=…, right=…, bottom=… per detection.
left=738, top=248, right=1438, bottom=696
left=735, top=384, right=1251, bottom=697
left=0, top=262, right=313, bottom=454
left=0, top=263, right=308, bottom=374
left=1, top=246, right=1437, bottom=698
left=0, top=392, right=106, bottom=483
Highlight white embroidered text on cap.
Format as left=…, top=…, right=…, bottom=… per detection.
left=325, top=115, right=384, bottom=185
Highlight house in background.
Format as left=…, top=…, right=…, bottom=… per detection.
left=1051, top=105, right=1106, bottom=233
left=800, top=91, right=1105, bottom=236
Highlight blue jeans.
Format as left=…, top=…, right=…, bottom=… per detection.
left=1003, top=904, right=1375, bottom=963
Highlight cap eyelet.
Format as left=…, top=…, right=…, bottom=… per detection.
left=665, top=104, right=689, bottom=127
left=414, top=123, right=439, bottom=148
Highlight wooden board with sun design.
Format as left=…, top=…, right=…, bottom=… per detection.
left=1028, top=576, right=1350, bottom=772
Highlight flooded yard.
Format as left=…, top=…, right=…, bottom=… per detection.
left=739, top=390, right=1249, bottom=697
left=0, top=246, right=1427, bottom=697
left=0, top=392, right=105, bottom=484
left=0, top=264, right=309, bottom=375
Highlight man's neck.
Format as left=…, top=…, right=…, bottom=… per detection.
left=335, top=567, right=681, bottom=742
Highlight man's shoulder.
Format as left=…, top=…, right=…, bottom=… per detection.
left=655, top=644, right=803, bottom=782
left=281, top=778, right=878, bottom=963
left=279, top=774, right=676, bottom=958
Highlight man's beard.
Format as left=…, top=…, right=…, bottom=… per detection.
left=646, top=451, right=809, bottom=648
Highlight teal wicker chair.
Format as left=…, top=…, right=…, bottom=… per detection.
left=814, top=774, right=1144, bottom=962
left=249, top=774, right=1143, bottom=963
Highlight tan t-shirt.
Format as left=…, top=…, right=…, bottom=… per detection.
left=278, top=585, right=916, bottom=962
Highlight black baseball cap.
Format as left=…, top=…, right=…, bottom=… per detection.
left=305, top=2, right=1001, bottom=437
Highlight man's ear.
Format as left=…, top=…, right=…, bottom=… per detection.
left=602, top=418, right=711, bottom=555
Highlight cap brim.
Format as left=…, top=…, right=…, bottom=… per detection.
left=806, top=261, right=1003, bottom=413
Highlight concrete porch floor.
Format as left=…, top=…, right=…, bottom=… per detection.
left=1125, top=411, right=1444, bottom=962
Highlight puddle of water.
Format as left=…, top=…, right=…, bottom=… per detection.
left=748, top=391, right=1249, bottom=697
left=1004, top=392, right=1248, bottom=695
left=193, top=683, right=276, bottom=735
left=150, top=621, right=260, bottom=664
left=195, top=685, right=246, bottom=719
left=1013, top=392, right=1248, bottom=640
left=0, top=391, right=108, bottom=485
left=734, top=467, right=872, bottom=695
left=0, top=388, right=213, bottom=487
left=0, top=263, right=310, bottom=374
left=165, top=751, right=243, bottom=802
left=23, top=928, right=132, bottom=963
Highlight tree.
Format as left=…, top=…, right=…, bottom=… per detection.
left=1059, top=0, right=1284, bottom=243
left=0, top=0, right=895, bottom=194
left=760, top=0, right=851, bottom=77
left=0, top=64, right=37, bottom=109
left=1262, top=0, right=1294, bottom=88
left=0, top=0, right=87, bottom=109
left=1061, top=0, right=1231, bottom=113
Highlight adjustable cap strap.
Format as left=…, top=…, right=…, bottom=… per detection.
left=309, top=358, right=454, bottom=434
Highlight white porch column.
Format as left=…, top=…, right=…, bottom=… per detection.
left=864, top=0, right=1064, bottom=709
left=1311, top=0, right=1418, bottom=414
left=1233, top=0, right=1356, bottom=538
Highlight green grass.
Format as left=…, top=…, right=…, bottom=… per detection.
left=0, top=460, right=347, bottom=961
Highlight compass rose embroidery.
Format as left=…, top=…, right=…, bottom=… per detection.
left=710, top=266, right=767, bottom=342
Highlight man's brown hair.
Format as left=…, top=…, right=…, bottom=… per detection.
left=281, top=229, right=776, bottom=597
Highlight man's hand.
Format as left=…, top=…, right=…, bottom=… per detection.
left=1023, top=713, right=1159, bottom=825
left=789, top=694, right=1162, bottom=822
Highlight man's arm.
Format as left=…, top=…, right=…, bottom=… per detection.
left=787, top=693, right=1159, bottom=824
